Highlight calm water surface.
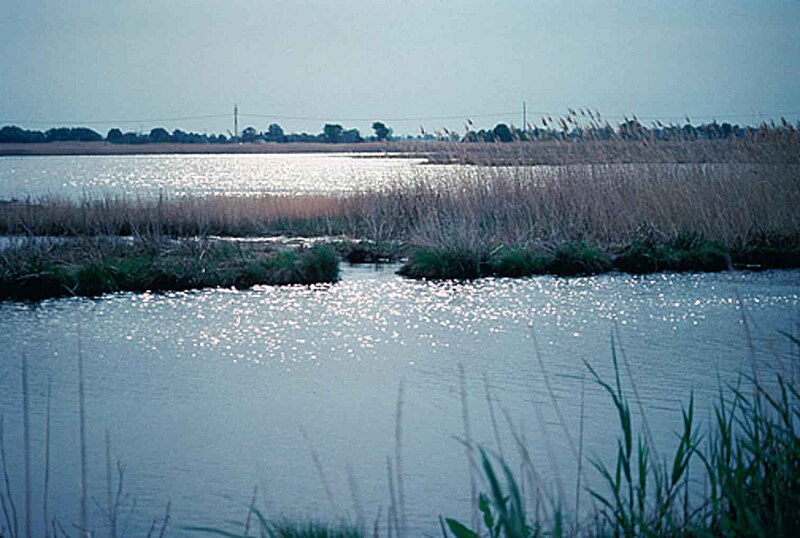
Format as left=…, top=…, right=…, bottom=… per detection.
left=0, top=153, right=463, bottom=198
left=0, top=267, right=797, bottom=536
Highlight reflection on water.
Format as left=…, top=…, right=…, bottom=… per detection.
left=0, top=268, right=797, bottom=535
left=0, top=153, right=460, bottom=198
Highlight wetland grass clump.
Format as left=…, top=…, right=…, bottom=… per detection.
left=397, top=239, right=734, bottom=280
left=398, top=237, right=797, bottom=280
left=731, top=240, right=800, bottom=270
left=548, top=242, right=612, bottom=277
left=396, top=242, right=612, bottom=280
left=0, top=238, right=340, bottom=301
left=489, top=247, right=551, bottom=278
left=261, top=521, right=363, bottom=538
left=330, top=239, right=403, bottom=264
left=397, top=247, right=486, bottom=280
left=615, top=234, right=730, bottom=274
left=291, top=244, right=340, bottom=284
left=186, top=515, right=365, bottom=538
left=444, top=342, right=800, bottom=538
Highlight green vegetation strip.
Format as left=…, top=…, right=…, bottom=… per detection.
left=398, top=238, right=800, bottom=280
left=0, top=239, right=339, bottom=301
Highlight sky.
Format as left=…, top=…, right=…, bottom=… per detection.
left=1, top=0, right=799, bottom=137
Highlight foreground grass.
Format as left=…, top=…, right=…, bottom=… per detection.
left=443, top=343, right=800, bottom=538
left=0, top=238, right=339, bottom=300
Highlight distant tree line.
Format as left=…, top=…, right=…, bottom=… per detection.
left=0, top=125, right=103, bottom=143
left=0, top=121, right=396, bottom=144
left=462, top=120, right=795, bottom=143
left=105, top=127, right=226, bottom=145
left=462, top=111, right=798, bottom=143
left=2, top=114, right=796, bottom=145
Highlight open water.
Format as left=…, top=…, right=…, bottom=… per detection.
left=0, top=153, right=456, bottom=198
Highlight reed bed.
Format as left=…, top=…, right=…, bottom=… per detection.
left=3, top=163, right=798, bottom=251
left=369, top=163, right=800, bottom=252
left=0, top=194, right=350, bottom=238
left=428, top=137, right=800, bottom=166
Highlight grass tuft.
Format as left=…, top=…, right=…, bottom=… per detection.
left=547, top=242, right=612, bottom=277
left=615, top=235, right=730, bottom=274
left=185, top=512, right=364, bottom=538
left=397, top=247, right=485, bottom=280
left=490, top=248, right=551, bottom=278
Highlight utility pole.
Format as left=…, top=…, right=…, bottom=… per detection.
left=234, top=104, right=239, bottom=141
left=523, top=101, right=527, bottom=134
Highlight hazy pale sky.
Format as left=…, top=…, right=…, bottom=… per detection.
left=2, top=0, right=799, bottom=136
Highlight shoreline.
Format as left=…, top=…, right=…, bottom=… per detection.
left=2, top=138, right=797, bottom=166
left=0, top=140, right=427, bottom=157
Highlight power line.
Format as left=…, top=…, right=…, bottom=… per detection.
left=0, top=114, right=231, bottom=126
left=239, top=111, right=518, bottom=123
left=595, top=112, right=800, bottom=121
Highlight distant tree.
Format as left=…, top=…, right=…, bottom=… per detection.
left=340, top=128, right=363, bottom=143
left=462, top=130, right=478, bottom=142
left=121, top=131, right=146, bottom=144
left=286, top=132, right=323, bottom=143
left=323, top=124, right=343, bottom=143
left=44, top=127, right=102, bottom=143
left=171, top=129, right=187, bottom=143
left=372, top=121, right=391, bottom=141
left=73, top=127, right=103, bottom=142
left=463, top=129, right=496, bottom=142
left=44, top=128, right=67, bottom=142
left=106, top=128, right=123, bottom=143
left=492, top=123, right=514, bottom=142
left=720, top=122, right=733, bottom=139
left=618, top=119, right=644, bottom=140
left=241, top=126, right=259, bottom=142
left=681, top=124, right=697, bottom=140
left=265, top=123, right=285, bottom=143
left=149, top=127, right=171, bottom=143
left=187, top=131, right=209, bottom=144
left=0, top=125, right=45, bottom=143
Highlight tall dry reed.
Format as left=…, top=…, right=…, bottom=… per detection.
left=350, top=162, right=800, bottom=253
left=2, top=156, right=798, bottom=257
